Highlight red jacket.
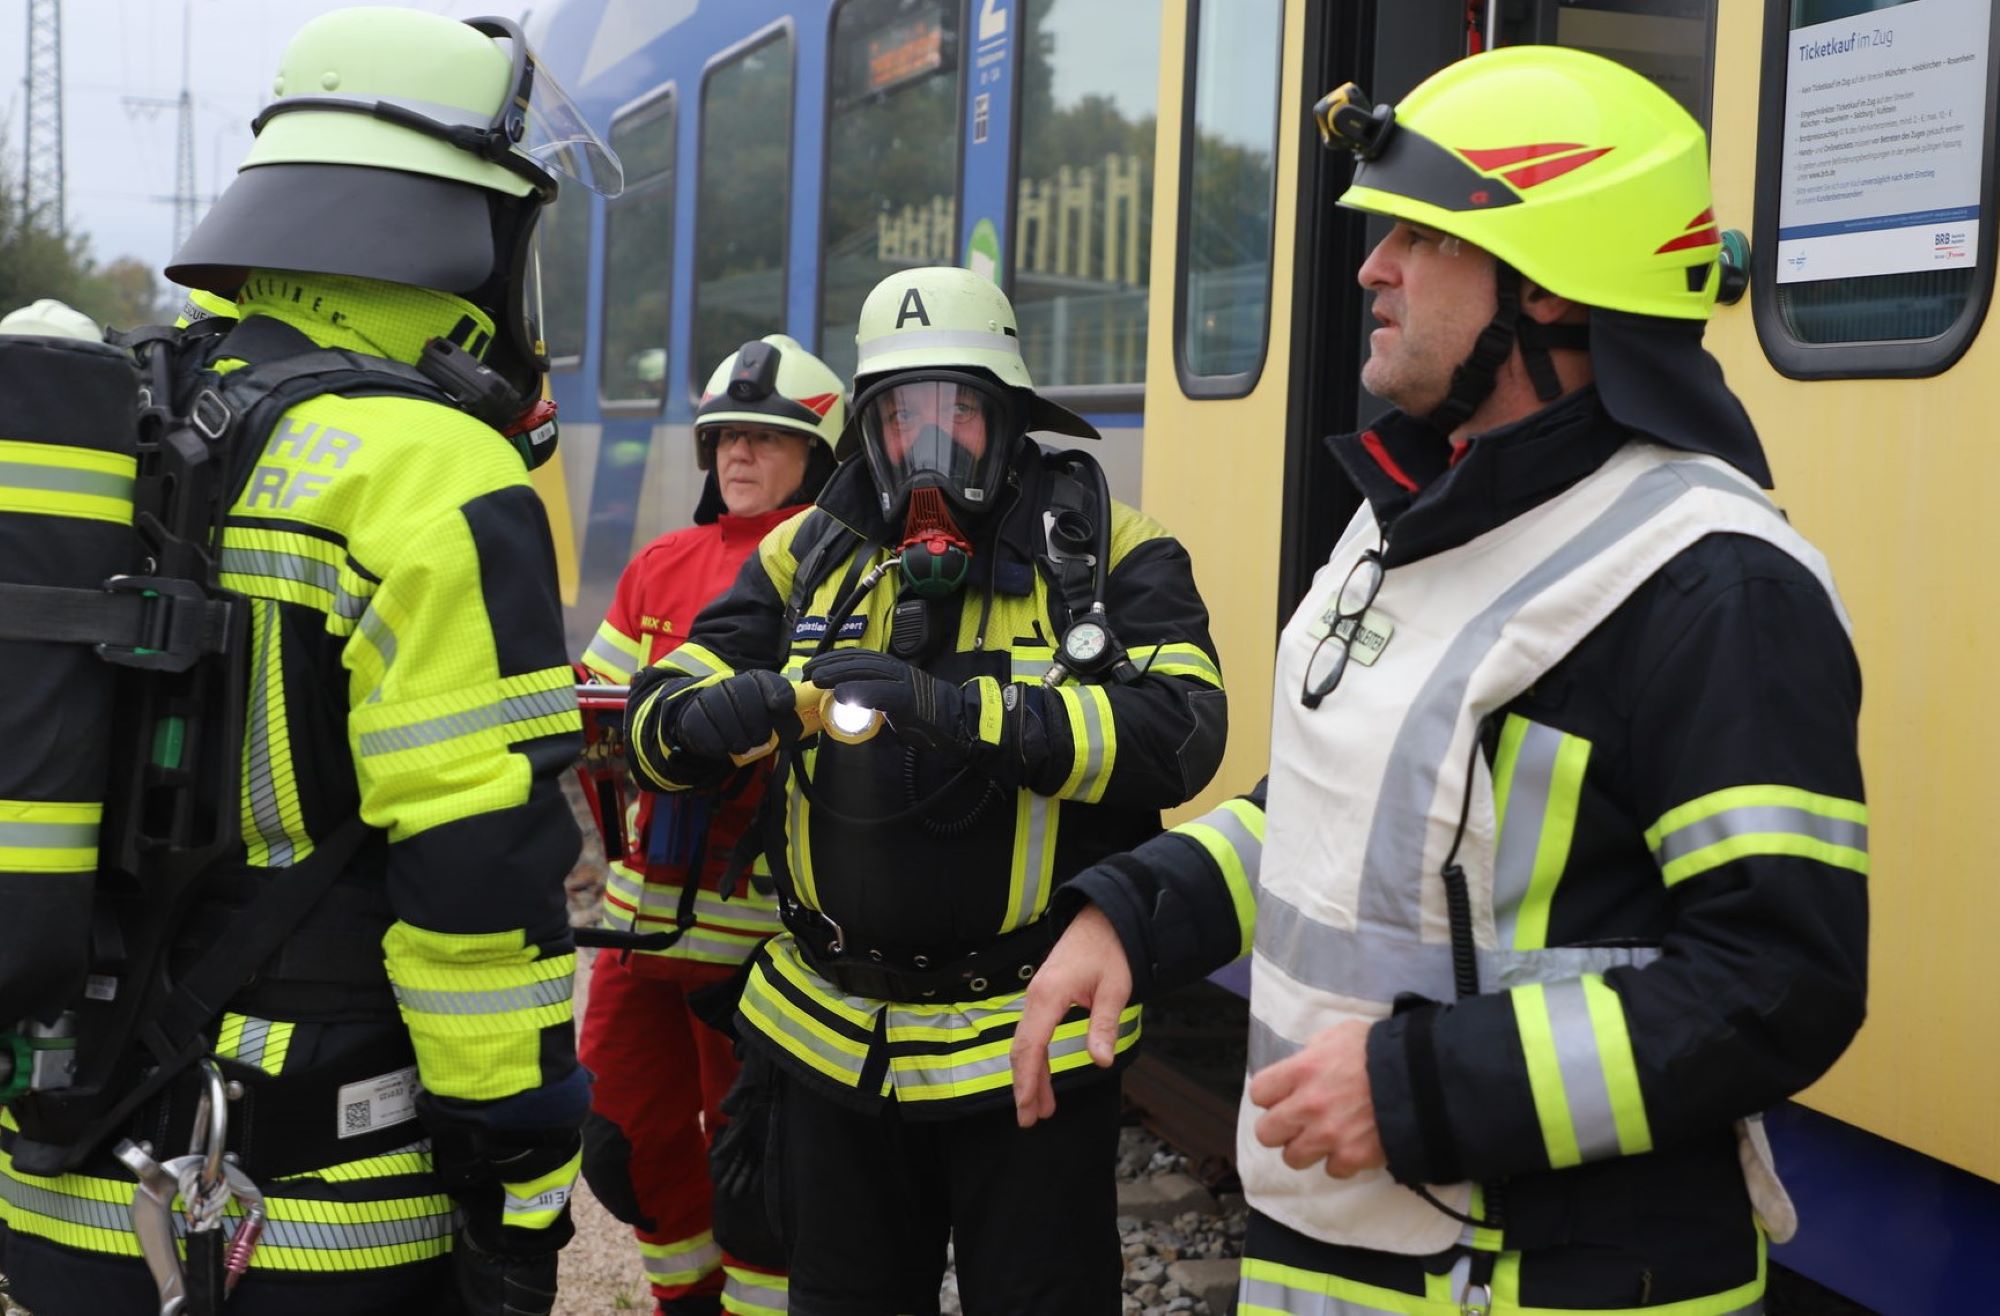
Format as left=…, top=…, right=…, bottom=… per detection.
left=579, top=504, right=801, bottom=977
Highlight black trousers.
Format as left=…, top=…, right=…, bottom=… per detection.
left=777, top=1074, right=1123, bottom=1316
left=0, top=1228, right=458, bottom=1316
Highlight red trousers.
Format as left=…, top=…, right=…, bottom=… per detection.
left=579, top=950, right=787, bottom=1313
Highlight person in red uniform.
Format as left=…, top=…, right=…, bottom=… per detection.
left=576, top=334, right=844, bottom=1316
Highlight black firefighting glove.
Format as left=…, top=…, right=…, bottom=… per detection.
left=420, top=1097, right=580, bottom=1316
left=801, top=650, right=1054, bottom=790
left=631, top=670, right=799, bottom=791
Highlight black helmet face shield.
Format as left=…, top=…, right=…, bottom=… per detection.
left=855, top=372, right=1022, bottom=520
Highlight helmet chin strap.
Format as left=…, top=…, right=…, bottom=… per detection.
left=1425, top=260, right=1589, bottom=434
left=897, top=487, right=974, bottom=598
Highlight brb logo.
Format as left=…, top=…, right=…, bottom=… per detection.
left=1934, top=229, right=1969, bottom=261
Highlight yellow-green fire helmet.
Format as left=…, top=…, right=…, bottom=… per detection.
left=1330, top=46, right=1720, bottom=320
left=695, top=335, right=848, bottom=467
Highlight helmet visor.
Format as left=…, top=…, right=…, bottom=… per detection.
left=856, top=373, right=1016, bottom=517
left=516, top=48, right=624, bottom=197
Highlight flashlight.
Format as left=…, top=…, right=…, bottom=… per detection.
left=732, top=682, right=884, bottom=764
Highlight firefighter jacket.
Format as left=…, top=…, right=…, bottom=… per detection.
left=1063, top=390, right=1867, bottom=1278
left=0, top=272, right=586, bottom=1276
left=627, top=445, right=1226, bottom=1116
left=580, top=505, right=800, bottom=975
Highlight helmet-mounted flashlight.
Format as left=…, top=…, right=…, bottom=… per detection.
left=727, top=340, right=781, bottom=403
left=1313, top=83, right=1395, bottom=159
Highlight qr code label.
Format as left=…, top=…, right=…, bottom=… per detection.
left=335, top=1066, right=420, bottom=1140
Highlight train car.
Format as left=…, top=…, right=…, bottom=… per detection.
left=529, top=1, right=1999, bottom=1309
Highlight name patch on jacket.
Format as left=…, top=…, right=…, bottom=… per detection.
left=794, top=614, right=869, bottom=642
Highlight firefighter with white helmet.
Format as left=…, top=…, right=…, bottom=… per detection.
left=575, top=334, right=845, bottom=1316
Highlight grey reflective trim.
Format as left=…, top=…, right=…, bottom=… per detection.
left=392, top=974, right=572, bottom=1017
left=1541, top=978, right=1624, bottom=1163
left=1246, top=1011, right=1301, bottom=1072
left=584, top=631, right=636, bottom=678
left=646, top=1237, right=724, bottom=1279
left=1194, top=802, right=1263, bottom=892
left=244, top=600, right=296, bottom=868
left=0, top=460, right=133, bottom=502
left=1256, top=886, right=1660, bottom=1005
left=0, top=819, right=97, bottom=850
left=749, top=993, right=871, bottom=1083
left=358, top=686, right=575, bottom=756
left=725, top=1270, right=789, bottom=1309
left=1492, top=720, right=1564, bottom=949
left=890, top=1012, right=1137, bottom=1093
left=332, top=576, right=372, bottom=624
left=0, top=1169, right=131, bottom=1232
left=1013, top=657, right=1054, bottom=681
left=1005, top=795, right=1059, bottom=932
left=235, top=1016, right=272, bottom=1070
left=1070, top=691, right=1110, bottom=799
left=667, top=648, right=722, bottom=681
left=1653, top=806, right=1867, bottom=868
left=1236, top=1273, right=1403, bottom=1315
left=256, top=1205, right=457, bottom=1252
left=357, top=605, right=399, bottom=705
left=220, top=546, right=339, bottom=596
left=856, top=328, right=1023, bottom=369
left=1359, top=462, right=1774, bottom=935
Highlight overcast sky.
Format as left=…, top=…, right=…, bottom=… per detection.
left=1, top=0, right=492, bottom=277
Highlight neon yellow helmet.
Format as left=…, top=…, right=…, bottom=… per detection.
left=695, top=335, right=847, bottom=466
left=1322, top=46, right=1718, bottom=320
left=167, top=9, right=620, bottom=400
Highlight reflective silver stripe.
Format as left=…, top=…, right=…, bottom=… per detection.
left=645, top=1235, right=723, bottom=1280
left=1070, top=690, right=1111, bottom=799
left=236, top=1017, right=272, bottom=1070
left=1194, top=802, right=1262, bottom=892
left=0, top=1169, right=131, bottom=1231
left=393, top=975, right=572, bottom=1017
left=0, top=819, right=97, bottom=850
left=1492, top=719, right=1564, bottom=948
left=357, top=605, right=399, bottom=704
left=1541, top=979, right=1625, bottom=1162
left=1236, top=1272, right=1404, bottom=1315
left=243, top=600, right=296, bottom=867
left=1012, top=656, right=1054, bottom=681
left=358, top=686, right=574, bottom=756
left=667, top=647, right=723, bottom=681
left=855, top=328, right=1022, bottom=369
left=0, top=461, right=133, bottom=501
left=741, top=980, right=872, bottom=1085
left=1246, top=1012, right=1299, bottom=1071
left=1256, top=886, right=1659, bottom=1006
left=1006, top=794, right=1058, bottom=931
left=220, top=546, right=339, bottom=596
left=502, top=1179, right=574, bottom=1219
left=724, top=1269, right=790, bottom=1311
left=584, top=631, right=636, bottom=678
left=332, top=575, right=372, bottom=624
left=889, top=1012, right=1137, bottom=1092
left=1652, top=806, right=1867, bottom=869
left=1359, top=463, right=1775, bottom=936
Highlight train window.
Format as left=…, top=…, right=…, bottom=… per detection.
left=1174, top=0, right=1284, bottom=396
left=1492, top=1, right=1717, bottom=131
left=598, top=88, right=677, bottom=408
left=536, top=189, right=591, bottom=367
left=691, top=30, right=795, bottom=393
left=820, top=0, right=963, bottom=383
left=1013, top=0, right=1162, bottom=393
left=1752, top=0, right=1997, bottom=376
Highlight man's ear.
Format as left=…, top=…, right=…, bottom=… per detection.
left=1520, top=279, right=1587, bottom=326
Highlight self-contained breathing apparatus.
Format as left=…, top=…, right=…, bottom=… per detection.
left=0, top=312, right=557, bottom=1182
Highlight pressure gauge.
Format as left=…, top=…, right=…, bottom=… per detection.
left=1060, top=618, right=1111, bottom=668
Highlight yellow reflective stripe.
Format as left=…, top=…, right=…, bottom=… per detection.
left=501, top=1147, right=580, bottom=1231
left=273, top=1142, right=430, bottom=1184
left=642, top=1229, right=724, bottom=1284
left=1238, top=1254, right=1452, bottom=1314
left=1511, top=977, right=1652, bottom=1171
left=723, top=1265, right=791, bottom=1315
left=1460, top=1182, right=1504, bottom=1253
left=1001, top=792, right=1059, bottom=932
left=0, top=438, right=136, bottom=525
left=970, top=676, right=1004, bottom=746
left=885, top=1005, right=1138, bottom=1102
left=738, top=957, right=875, bottom=1089
left=1053, top=683, right=1116, bottom=804
left=240, top=599, right=314, bottom=868
left=1645, top=785, right=1868, bottom=886
left=659, top=641, right=729, bottom=682
left=382, top=924, right=574, bottom=1101
left=214, top=1013, right=297, bottom=1075
left=1126, top=642, right=1222, bottom=687
left=355, top=672, right=577, bottom=759
left=760, top=937, right=874, bottom=1028
left=0, top=798, right=100, bottom=872
left=1490, top=717, right=1591, bottom=951
left=582, top=620, right=644, bottom=682
left=789, top=742, right=818, bottom=908
left=1490, top=1233, right=1765, bottom=1314
left=218, top=526, right=372, bottom=628
left=601, top=866, right=783, bottom=939
left=1170, top=797, right=1263, bottom=957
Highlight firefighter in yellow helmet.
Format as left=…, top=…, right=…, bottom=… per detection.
left=0, top=8, right=621, bottom=1316
left=1015, top=46, right=1867, bottom=1315
left=575, top=335, right=844, bottom=1316
left=622, top=267, right=1227, bottom=1313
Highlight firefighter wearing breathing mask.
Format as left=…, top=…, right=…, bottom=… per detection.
left=624, top=267, right=1226, bottom=1315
